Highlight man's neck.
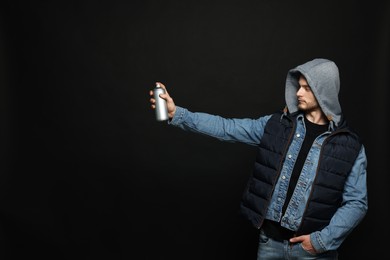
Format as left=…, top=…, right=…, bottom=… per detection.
left=304, top=110, right=328, bottom=125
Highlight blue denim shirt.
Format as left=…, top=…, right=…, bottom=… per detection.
left=170, top=106, right=368, bottom=253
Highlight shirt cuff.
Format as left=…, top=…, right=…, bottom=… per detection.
left=310, top=232, right=327, bottom=254
left=168, top=106, right=187, bottom=126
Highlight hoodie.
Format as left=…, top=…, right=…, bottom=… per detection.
left=285, top=58, right=342, bottom=127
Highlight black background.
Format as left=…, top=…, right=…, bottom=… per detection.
left=1, top=1, right=389, bottom=259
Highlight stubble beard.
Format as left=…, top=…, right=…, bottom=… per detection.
left=298, top=101, right=319, bottom=113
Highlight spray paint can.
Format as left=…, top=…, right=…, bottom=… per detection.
left=153, top=83, right=168, bottom=121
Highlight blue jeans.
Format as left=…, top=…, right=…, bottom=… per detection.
left=257, top=230, right=338, bottom=260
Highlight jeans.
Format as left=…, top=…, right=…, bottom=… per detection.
left=257, top=230, right=338, bottom=260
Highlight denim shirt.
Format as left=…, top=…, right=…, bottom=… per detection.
left=170, top=106, right=368, bottom=253
left=265, top=113, right=326, bottom=229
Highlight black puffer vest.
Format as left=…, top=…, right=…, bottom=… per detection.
left=239, top=111, right=362, bottom=235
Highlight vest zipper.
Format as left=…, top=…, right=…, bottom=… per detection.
left=257, top=115, right=297, bottom=229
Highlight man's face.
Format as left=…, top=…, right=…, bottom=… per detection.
left=296, top=75, right=320, bottom=112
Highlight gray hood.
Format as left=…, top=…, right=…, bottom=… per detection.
left=285, top=58, right=342, bottom=127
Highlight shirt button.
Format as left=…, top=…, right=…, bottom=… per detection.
left=296, top=134, right=300, bottom=138
left=278, top=198, right=282, bottom=202
left=288, top=154, right=292, bottom=159
left=282, top=175, right=286, bottom=180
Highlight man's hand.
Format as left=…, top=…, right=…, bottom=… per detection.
left=290, top=234, right=317, bottom=254
left=149, top=82, right=176, bottom=119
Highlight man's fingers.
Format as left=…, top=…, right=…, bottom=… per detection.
left=159, top=93, right=169, bottom=100
left=156, top=82, right=169, bottom=95
left=289, top=236, right=303, bottom=243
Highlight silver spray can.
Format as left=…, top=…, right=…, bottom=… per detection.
left=153, top=83, right=169, bottom=121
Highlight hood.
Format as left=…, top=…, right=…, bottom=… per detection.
left=285, top=58, right=342, bottom=127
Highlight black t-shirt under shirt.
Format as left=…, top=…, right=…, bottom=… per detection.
left=262, top=116, right=328, bottom=241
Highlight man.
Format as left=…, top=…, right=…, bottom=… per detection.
left=149, top=58, right=368, bottom=259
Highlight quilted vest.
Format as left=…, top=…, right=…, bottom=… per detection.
left=239, top=112, right=361, bottom=235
